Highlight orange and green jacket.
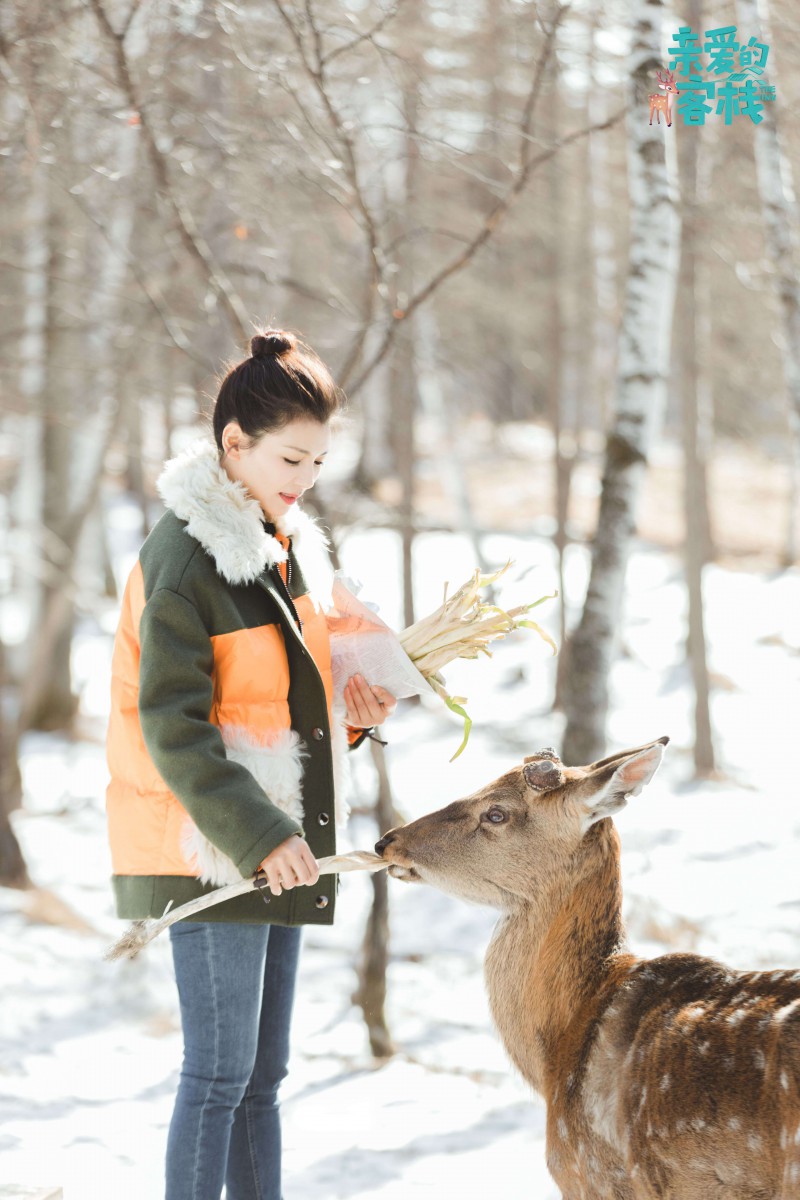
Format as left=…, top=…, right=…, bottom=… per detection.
left=106, top=439, right=366, bottom=925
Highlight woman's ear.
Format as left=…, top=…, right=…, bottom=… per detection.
left=221, top=421, right=244, bottom=459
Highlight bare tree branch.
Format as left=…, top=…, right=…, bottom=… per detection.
left=275, top=77, right=348, bottom=170
left=321, top=2, right=403, bottom=67
left=270, top=0, right=385, bottom=384
left=120, top=0, right=143, bottom=40
left=346, top=15, right=625, bottom=398
left=87, top=0, right=251, bottom=345
left=64, top=182, right=216, bottom=369
left=222, top=262, right=360, bottom=318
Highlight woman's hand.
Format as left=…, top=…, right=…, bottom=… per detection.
left=344, top=674, right=397, bottom=728
left=258, top=835, right=320, bottom=897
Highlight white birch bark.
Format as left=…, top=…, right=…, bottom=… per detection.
left=676, top=1, right=715, bottom=776
left=9, top=160, right=48, bottom=682
left=588, top=17, right=620, bottom=432
left=562, top=0, right=681, bottom=765
left=735, top=0, right=800, bottom=564
left=21, top=93, right=140, bottom=727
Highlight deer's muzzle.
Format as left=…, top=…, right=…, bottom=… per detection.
left=375, top=831, right=422, bottom=881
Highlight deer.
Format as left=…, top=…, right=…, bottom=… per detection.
left=650, top=69, right=680, bottom=127
left=376, top=738, right=800, bottom=1199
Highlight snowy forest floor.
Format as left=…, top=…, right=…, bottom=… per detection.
left=2, top=512, right=800, bottom=1198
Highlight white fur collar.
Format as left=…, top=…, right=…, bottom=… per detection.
left=157, top=438, right=333, bottom=609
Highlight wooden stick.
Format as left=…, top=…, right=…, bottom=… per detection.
left=105, top=851, right=387, bottom=961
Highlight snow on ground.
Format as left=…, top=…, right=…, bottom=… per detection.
left=1, top=525, right=799, bottom=1199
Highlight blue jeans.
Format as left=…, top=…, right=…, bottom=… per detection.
left=166, top=921, right=302, bottom=1200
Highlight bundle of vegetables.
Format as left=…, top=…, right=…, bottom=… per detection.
left=397, top=563, right=557, bottom=760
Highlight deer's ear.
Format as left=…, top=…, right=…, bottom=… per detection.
left=582, top=743, right=665, bottom=830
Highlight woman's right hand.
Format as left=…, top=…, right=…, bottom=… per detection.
left=258, top=835, right=320, bottom=897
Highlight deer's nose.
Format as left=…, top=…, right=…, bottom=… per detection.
left=375, top=833, right=396, bottom=856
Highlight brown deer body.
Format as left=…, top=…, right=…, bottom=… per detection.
left=376, top=740, right=800, bottom=1199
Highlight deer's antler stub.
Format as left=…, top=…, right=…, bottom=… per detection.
left=523, top=748, right=565, bottom=791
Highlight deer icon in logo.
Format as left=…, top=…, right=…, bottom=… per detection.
left=649, top=68, right=680, bottom=127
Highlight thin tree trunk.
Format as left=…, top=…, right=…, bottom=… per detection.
left=676, top=0, right=715, bottom=777
left=306, top=495, right=394, bottom=1059
left=542, top=39, right=571, bottom=708
left=0, top=642, right=29, bottom=889
left=3, top=69, right=49, bottom=883
left=353, top=352, right=395, bottom=493
left=390, top=11, right=423, bottom=630
left=163, top=347, right=176, bottom=462
left=11, top=145, right=47, bottom=685
left=20, top=400, right=125, bottom=730
left=787, top=441, right=800, bottom=566
left=555, top=7, right=608, bottom=710
left=353, top=0, right=423, bottom=1059
left=352, top=738, right=397, bottom=1059
left=25, top=157, right=80, bottom=730
left=126, top=386, right=150, bottom=543
left=391, top=331, right=418, bottom=631
left=735, top=0, right=800, bottom=567
left=416, top=312, right=490, bottom=575
left=24, top=87, right=140, bottom=730
left=562, top=0, right=680, bottom=766
left=588, top=16, right=619, bottom=433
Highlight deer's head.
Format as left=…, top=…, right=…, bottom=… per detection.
left=656, top=68, right=680, bottom=94
left=375, top=738, right=668, bottom=909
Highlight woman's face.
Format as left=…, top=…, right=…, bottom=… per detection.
left=220, top=417, right=331, bottom=520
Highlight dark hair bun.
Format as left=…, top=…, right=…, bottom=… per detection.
left=251, top=330, right=295, bottom=359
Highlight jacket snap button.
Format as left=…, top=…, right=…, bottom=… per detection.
left=318, top=812, right=330, bottom=826
left=312, top=727, right=325, bottom=740
left=315, top=895, right=329, bottom=909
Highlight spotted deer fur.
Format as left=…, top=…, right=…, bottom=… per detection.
left=376, top=738, right=800, bottom=1199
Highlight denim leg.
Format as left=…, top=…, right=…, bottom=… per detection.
left=225, top=925, right=302, bottom=1200
left=166, top=922, right=270, bottom=1200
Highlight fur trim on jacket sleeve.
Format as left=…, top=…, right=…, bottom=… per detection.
left=180, top=721, right=350, bottom=887
left=181, top=727, right=307, bottom=885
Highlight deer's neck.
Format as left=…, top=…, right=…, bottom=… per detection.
left=485, top=821, right=635, bottom=1098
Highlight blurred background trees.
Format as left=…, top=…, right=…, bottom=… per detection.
left=2, top=0, right=799, bottom=1049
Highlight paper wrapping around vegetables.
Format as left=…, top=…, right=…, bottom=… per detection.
left=327, top=575, right=436, bottom=701
left=327, top=566, right=557, bottom=762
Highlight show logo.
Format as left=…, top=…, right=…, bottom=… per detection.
left=652, top=26, right=774, bottom=127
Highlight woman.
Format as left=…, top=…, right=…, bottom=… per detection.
left=106, top=328, right=396, bottom=1200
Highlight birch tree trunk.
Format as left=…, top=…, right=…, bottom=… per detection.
left=588, top=15, right=620, bottom=432
left=2, top=55, right=52, bottom=880
left=22, top=104, right=139, bottom=729
left=542, top=39, right=571, bottom=705
left=676, top=0, right=715, bottom=776
left=353, top=355, right=395, bottom=492
left=389, top=6, right=423, bottom=631
left=562, top=0, right=680, bottom=765
left=352, top=738, right=397, bottom=1060
left=735, top=0, right=800, bottom=566
left=353, top=0, right=423, bottom=1059
left=555, top=10, right=608, bottom=709
left=24, top=152, right=81, bottom=730
left=0, top=639, right=29, bottom=889
left=671, top=0, right=714, bottom=772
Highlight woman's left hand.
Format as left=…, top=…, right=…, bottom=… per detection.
left=344, top=674, right=397, bottom=728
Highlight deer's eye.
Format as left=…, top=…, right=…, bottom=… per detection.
left=482, top=806, right=508, bottom=825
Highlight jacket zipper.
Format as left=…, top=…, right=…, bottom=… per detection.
left=255, top=562, right=337, bottom=853
left=256, top=537, right=328, bottom=716
left=273, top=548, right=304, bottom=636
